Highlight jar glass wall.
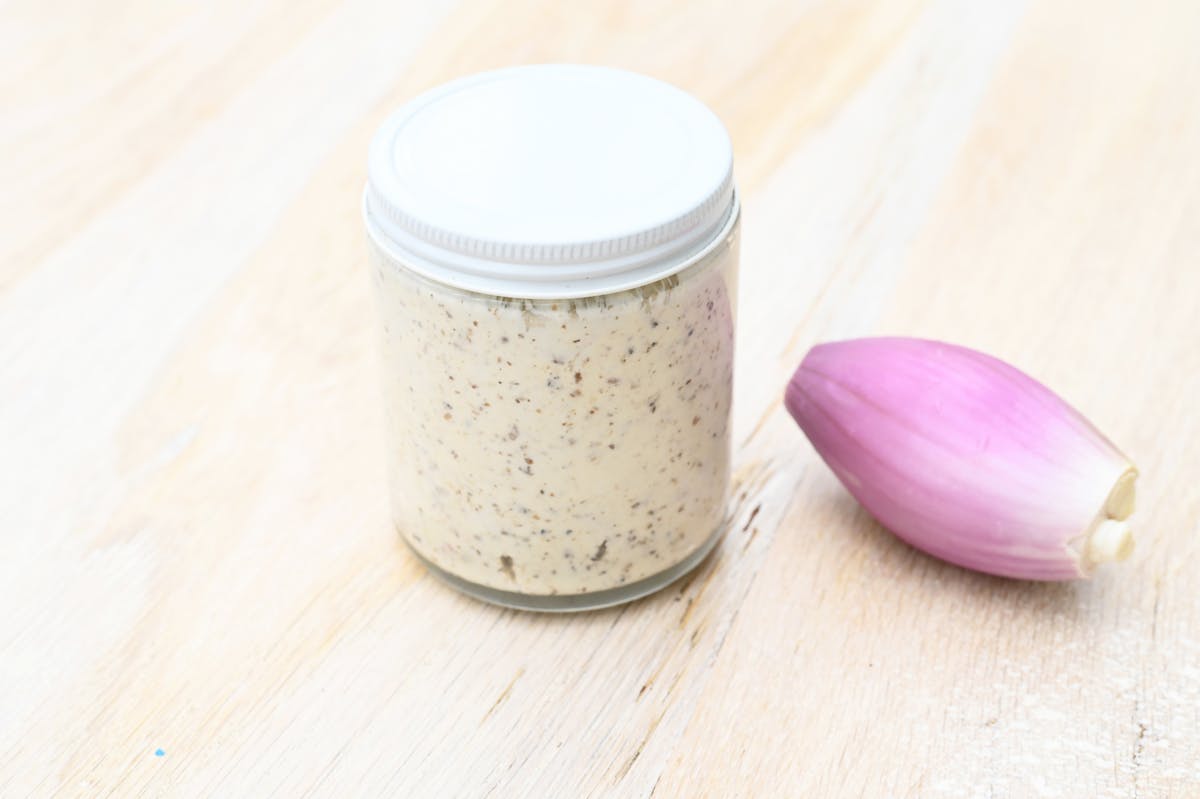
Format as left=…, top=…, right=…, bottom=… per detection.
left=368, top=217, right=739, bottom=611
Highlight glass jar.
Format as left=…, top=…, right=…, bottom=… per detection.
left=364, top=65, right=739, bottom=611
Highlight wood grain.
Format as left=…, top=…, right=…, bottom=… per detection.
left=3, top=0, right=1198, bottom=796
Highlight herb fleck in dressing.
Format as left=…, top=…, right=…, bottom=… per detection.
left=373, top=239, right=737, bottom=596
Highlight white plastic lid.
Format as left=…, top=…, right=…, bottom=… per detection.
left=364, top=64, right=737, bottom=299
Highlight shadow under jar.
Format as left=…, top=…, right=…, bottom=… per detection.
left=364, top=65, right=740, bottom=611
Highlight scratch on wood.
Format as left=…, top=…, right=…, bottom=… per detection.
left=741, top=527, right=759, bottom=553
left=729, top=455, right=770, bottom=501
left=674, top=566, right=701, bottom=598
left=613, top=711, right=665, bottom=783
left=731, top=456, right=777, bottom=498
left=636, top=658, right=670, bottom=703
left=480, top=667, right=525, bottom=724
left=677, top=558, right=721, bottom=629
left=904, top=772, right=927, bottom=798
left=665, top=667, right=687, bottom=695
left=1132, top=706, right=1147, bottom=799
left=677, top=597, right=695, bottom=629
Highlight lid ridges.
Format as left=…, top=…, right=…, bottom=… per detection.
left=366, top=169, right=733, bottom=265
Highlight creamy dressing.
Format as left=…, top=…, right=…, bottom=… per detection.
left=372, top=233, right=737, bottom=596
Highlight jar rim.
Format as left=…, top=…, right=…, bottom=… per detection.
left=363, top=64, right=738, bottom=300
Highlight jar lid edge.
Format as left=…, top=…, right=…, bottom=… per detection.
left=364, top=64, right=737, bottom=295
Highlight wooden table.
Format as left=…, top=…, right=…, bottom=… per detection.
left=4, top=0, right=1198, bottom=795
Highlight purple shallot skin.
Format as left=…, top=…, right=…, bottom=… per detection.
left=786, top=337, right=1137, bottom=580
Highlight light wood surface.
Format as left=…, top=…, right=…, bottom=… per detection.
left=4, top=0, right=1199, bottom=796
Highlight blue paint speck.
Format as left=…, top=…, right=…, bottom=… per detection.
left=154, top=749, right=165, bottom=757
